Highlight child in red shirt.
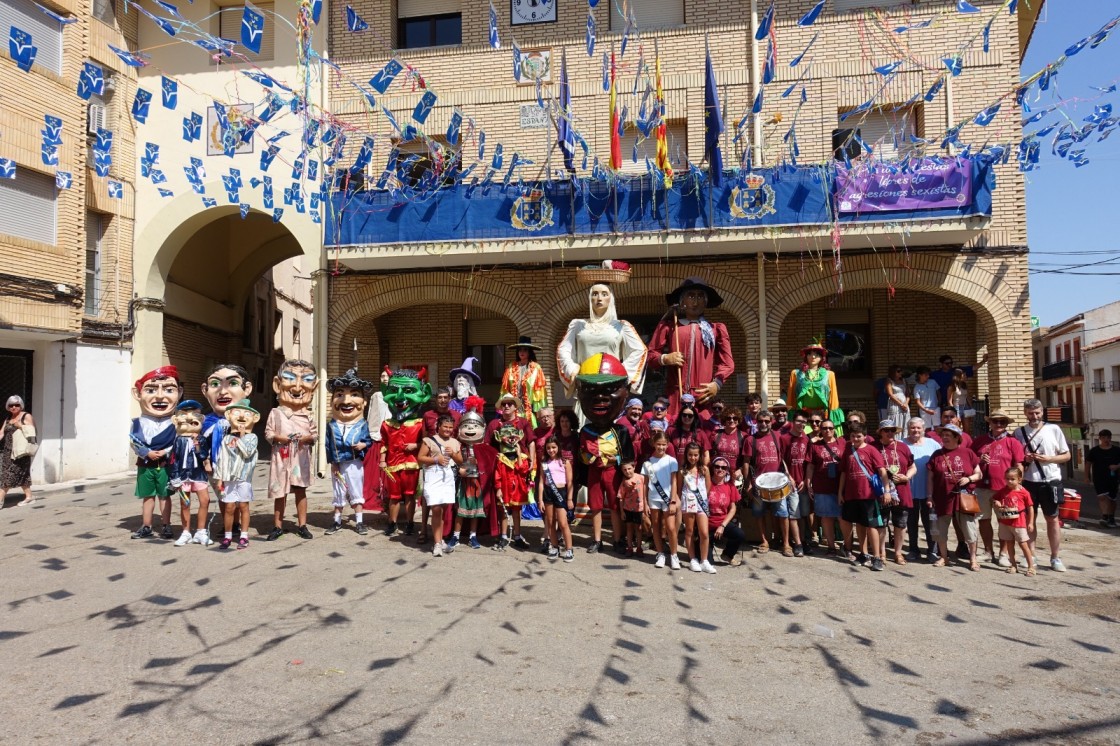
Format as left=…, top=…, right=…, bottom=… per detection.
left=993, top=466, right=1036, bottom=576
left=616, top=461, right=646, bottom=555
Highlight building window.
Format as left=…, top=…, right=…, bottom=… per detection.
left=0, top=0, right=63, bottom=74
left=275, top=310, right=284, bottom=350
left=397, top=12, right=461, bottom=48
left=85, top=212, right=104, bottom=316
left=835, top=104, right=924, bottom=162
left=218, top=2, right=275, bottom=61
left=1073, top=338, right=1082, bottom=375
left=833, top=0, right=902, bottom=10
left=825, top=323, right=871, bottom=379
left=92, top=0, right=115, bottom=24
left=242, top=300, right=254, bottom=350
left=0, top=168, right=58, bottom=245
left=292, top=319, right=301, bottom=348
left=618, top=119, right=688, bottom=176
left=1111, top=365, right=1120, bottom=391
left=1093, top=368, right=1105, bottom=393
left=1064, top=341, right=1072, bottom=364
left=391, top=136, right=457, bottom=189
left=1032, top=350, right=1039, bottom=378
left=610, top=0, right=683, bottom=31
left=257, top=298, right=267, bottom=352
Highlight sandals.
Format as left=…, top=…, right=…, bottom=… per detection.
left=931, top=558, right=946, bottom=567
left=970, top=562, right=981, bottom=572
left=1005, top=565, right=1018, bottom=574
left=781, top=547, right=794, bottom=558
left=1025, top=566, right=1037, bottom=576
left=893, top=555, right=907, bottom=565
left=756, top=544, right=770, bottom=554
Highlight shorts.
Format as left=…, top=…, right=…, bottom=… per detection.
left=800, top=491, right=813, bottom=518
left=176, top=480, right=209, bottom=493
left=542, top=485, right=568, bottom=508
left=998, top=524, right=1029, bottom=543
left=222, top=480, right=253, bottom=503
left=647, top=484, right=671, bottom=512
left=624, top=510, right=643, bottom=525
left=752, top=490, right=798, bottom=519
left=933, top=512, right=977, bottom=543
left=814, top=493, right=841, bottom=519
left=841, top=499, right=885, bottom=528
left=135, top=465, right=170, bottom=499
left=331, top=460, right=365, bottom=508
left=587, top=465, right=620, bottom=512
left=1025, top=480, right=1063, bottom=518
left=976, top=487, right=995, bottom=521
left=885, top=504, right=909, bottom=529
left=1094, top=482, right=1119, bottom=500
left=384, top=466, right=420, bottom=502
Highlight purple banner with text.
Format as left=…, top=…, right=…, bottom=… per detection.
left=835, top=159, right=973, bottom=213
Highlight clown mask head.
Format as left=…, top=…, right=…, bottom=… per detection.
left=273, top=359, right=318, bottom=412
left=172, top=401, right=204, bottom=436
left=496, top=422, right=524, bottom=455
left=327, top=369, right=372, bottom=425
left=456, top=395, right=487, bottom=445
left=574, top=353, right=629, bottom=429
left=225, top=399, right=260, bottom=436
left=202, top=364, right=252, bottom=416
left=383, top=366, right=431, bottom=421
left=133, top=366, right=183, bottom=418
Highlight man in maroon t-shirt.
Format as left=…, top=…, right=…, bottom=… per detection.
left=783, top=410, right=812, bottom=556
left=743, top=410, right=787, bottom=554
left=422, top=387, right=462, bottom=436
left=876, top=420, right=916, bottom=565
left=971, top=409, right=1024, bottom=566
left=838, top=425, right=890, bottom=571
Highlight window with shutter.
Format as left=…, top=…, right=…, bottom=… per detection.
left=397, top=0, right=462, bottom=48
left=85, top=212, right=104, bottom=316
left=836, top=104, right=922, bottom=161
left=617, top=119, right=687, bottom=176
left=0, top=169, right=58, bottom=245
left=609, top=0, right=683, bottom=31
left=0, top=0, right=63, bottom=74
left=218, top=2, right=275, bottom=61
left=833, top=0, right=904, bottom=11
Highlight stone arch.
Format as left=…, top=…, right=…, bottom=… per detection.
left=766, top=252, right=1028, bottom=408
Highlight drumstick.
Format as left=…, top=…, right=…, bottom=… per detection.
left=671, top=304, right=684, bottom=402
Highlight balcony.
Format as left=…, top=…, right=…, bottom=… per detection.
left=1041, top=359, right=1074, bottom=381
left=1045, top=406, right=1076, bottom=425
left=1111, top=380, right=1120, bottom=391
left=1092, top=382, right=1108, bottom=393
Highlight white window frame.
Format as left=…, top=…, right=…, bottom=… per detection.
left=85, top=213, right=104, bottom=316
left=0, top=0, right=63, bottom=75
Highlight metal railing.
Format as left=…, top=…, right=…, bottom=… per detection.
left=1041, top=359, right=1073, bottom=381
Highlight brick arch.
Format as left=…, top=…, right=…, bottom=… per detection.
left=327, top=272, right=536, bottom=358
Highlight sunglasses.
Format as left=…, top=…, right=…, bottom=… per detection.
left=725, top=416, right=740, bottom=422
left=712, top=465, right=728, bottom=471
left=820, top=425, right=835, bottom=431
left=792, top=420, right=807, bottom=425
left=653, top=406, right=666, bottom=412
left=681, top=413, right=696, bottom=418
left=712, top=407, right=724, bottom=412
left=500, top=403, right=516, bottom=408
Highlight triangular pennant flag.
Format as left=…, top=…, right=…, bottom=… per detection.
left=346, top=5, right=368, bottom=32
left=241, top=3, right=266, bottom=54
left=8, top=27, right=37, bottom=72
left=162, top=76, right=178, bottom=109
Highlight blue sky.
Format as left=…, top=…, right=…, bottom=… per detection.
left=1023, top=0, right=1120, bottom=326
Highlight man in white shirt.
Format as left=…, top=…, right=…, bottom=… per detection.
left=1013, top=399, right=1071, bottom=572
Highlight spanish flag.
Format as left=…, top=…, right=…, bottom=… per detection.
left=654, top=53, right=673, bottom=187
left=609, top=49, right=621, bottom=170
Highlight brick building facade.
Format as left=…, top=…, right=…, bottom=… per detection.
left=325, top=0, right=1039, bottom=418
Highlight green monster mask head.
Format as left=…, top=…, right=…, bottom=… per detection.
left=383, top=366, right=431, bottom=422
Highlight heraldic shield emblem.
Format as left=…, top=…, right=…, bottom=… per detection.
left=511, top=188, right=555, bottom=231
left=729, top=173, right=777, bottom=220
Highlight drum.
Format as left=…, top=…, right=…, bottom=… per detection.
left=996, top=508, right=1020, bottom=520
left=755, top=472, right=792, bottom=503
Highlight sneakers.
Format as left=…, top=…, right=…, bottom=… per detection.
left=613, top=540, right=627, bottom=554
left=870, top=557, right=884, bottom=572
left=540, top=539, right=552, bottom=555
left=547, top=546, right=560, bottom=559
left=404, top=521, right=416, bottom=536
left=562, top=548, right=574, bottom=563
left=297, top=525, right=313, bottom=540
left=997, top=553, right=1012, bottom=568
left=433, top=543, right=444, bottom=557
left=700, top=560, right=718, bottom=574
left=491, top=536, right=510, bottom=551
left=669, top=554, right=681, bottom=571
left=446, top=535, right=459, bottom=551
left=793, top=544, right=805, bottom=558
left=654, top=553, right=666, bottom=569
left=324, top=522, right=343, bottom=535
left=468, top=536, right=482, bottom=550
left=160, top=525, right=175, bottom=540
left=1109, top=516, right=1118, bottom=528
left=512, top=535, right=530, bottom=549
left=689, top=558, right=702, bottom=573
left=906, top=551, right=922, bottom=562
left=237, top=537, right=249, bottom=550
left=131, top=525, right=153, bottom=539
left=174, top=530, right=193, bottom=547
left=586, top=541, right=602, bottom=554
left=192, top=530, right=212, bottom=547
left=1051, top=557, right=1067, bottom=572
left=384, top=522, right=398, bottom=537
left=266, top=527, right=284, bottom=541
left=355, top=522, right=369, bottom=536
left=219, top=537, right=233, bottom=550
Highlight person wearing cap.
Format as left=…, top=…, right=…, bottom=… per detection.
left=169, top=400, right=214, bottom=547
left=972, top=410, right=1025, bottom=566
left=648, top=277, right=735, bottom=422
left=556, top=283, right=647, bottom=405
left=788, top=338, right=844, bottom=436
left=216, top=398, right=261, bottom=549
left=927, top=422, right=982, bottom=571
left=448, top=357, right=482, bottom=415
left=1014, top=398, right=1071, bottom=573
left=575, top=353, right=635, bottom=554
left=129, top=366, right=184, bottom=540
left=486, top=393, right=537, bottom=468
left=500, top=337, right=548, bottom=428
left=875, top=420, right=916, bottom=565
left=904, top=417, right=940, bottom=562
left=1086, top=429, right=1120, bottom=529
left=771, top=399, right=791, bottom=434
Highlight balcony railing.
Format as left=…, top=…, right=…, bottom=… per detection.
left=1111, top=379, right=1120, bottom=391
left=1092, top=382, right=1108, bottom=393
left=1041, top=359, right=1073, bottom=381
left=1045, top=405, right=1076, bottom=425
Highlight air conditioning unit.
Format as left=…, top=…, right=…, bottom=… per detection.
left=87, top=103, right=106, bottom=134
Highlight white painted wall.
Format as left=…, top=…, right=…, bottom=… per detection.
left=1086, top=341, right=1120, bottom=437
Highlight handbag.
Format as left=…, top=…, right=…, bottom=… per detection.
left=852, top=449, right=885, bottom=499
left=957, top=490, right=981, bottom=515
left=10, top=415, right=37, bottom=459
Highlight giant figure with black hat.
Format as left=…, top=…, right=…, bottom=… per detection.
left=500, top=337, right=548, bottom=428
left=647, top=277, right=736, bottom=422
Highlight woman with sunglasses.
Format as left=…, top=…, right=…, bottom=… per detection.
left=805, top=419, right=845, bottom=554
left=1, top=395, right=35, bottom=507
left=707, top=457, right=744, bottom=566
left=667, top=404, right=711, bottom=470
left=709, top=406, right=746, bottom=487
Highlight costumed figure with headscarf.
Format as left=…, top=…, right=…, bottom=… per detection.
left=325, top=369, right=375, bottom=535
left=450, top=396, right=500, bottom=547
left=501, top=336, right=549, bottom=428
left=787, top=337, right=844, bottom=436
left=647, top=277, right=735, bottom=422
left=557, top=281, right=648, bottom=415
left=448, top=357, right=482, bottom=415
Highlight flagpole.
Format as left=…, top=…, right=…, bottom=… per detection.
left=705, top=35, right=714, bottom=231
